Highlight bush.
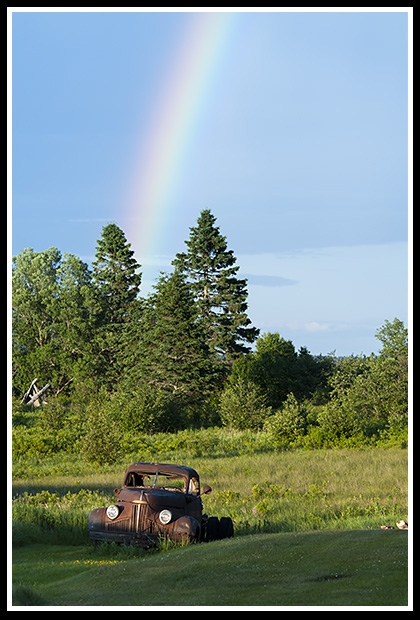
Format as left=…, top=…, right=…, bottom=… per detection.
left=315, top=401, right=366, bottom=440
left=80, top=395, right=122, bottom=465
left=219, top=378, right=272, bottom=430
left=11, top=397, right=85, bottom=459
left=12, top=426, right=79, bottom=459
left=104, top=383, right=220, bottom=433
left=39, top=400, right=68, bottom=431
left=105, top=384, right=168, bottom=433
left=265, top=393, right=307, bottom=446
left=324, top=342, right=408, bottom=441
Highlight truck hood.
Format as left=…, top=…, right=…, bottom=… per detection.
left=118, top=487, right=187, bottom=510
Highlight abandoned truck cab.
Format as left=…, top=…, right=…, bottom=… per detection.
left=88, top=462, right=233, bottom=547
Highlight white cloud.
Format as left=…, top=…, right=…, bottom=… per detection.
left=304, top=321, right=330, bottom=333
left=134, top=254, right=173, bottom=268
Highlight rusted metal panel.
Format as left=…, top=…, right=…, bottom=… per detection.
left=123, top=462, right=200, bottom=480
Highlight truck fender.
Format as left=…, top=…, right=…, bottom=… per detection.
left=172, top=515, right=200, bottom=539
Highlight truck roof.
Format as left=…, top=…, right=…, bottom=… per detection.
left=123, top=462, right=200, bottom=480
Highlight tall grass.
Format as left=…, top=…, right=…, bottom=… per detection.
left=12, top=428, right=408, bottom=547
left=195, top=448, right=408, bottom=534
left=12, top=489, right=110, bottom=546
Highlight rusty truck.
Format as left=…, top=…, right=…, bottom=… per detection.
left=88, top=462, right=234, bottom=547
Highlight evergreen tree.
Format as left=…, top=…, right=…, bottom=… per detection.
left=91, top=223, right=142, bottom=385
left=132, top=272, right=217, bottom=400
left=172, top=209, right=259, bottom=363
left=92, top=223, right=141, bottom=324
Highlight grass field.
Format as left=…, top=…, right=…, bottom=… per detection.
left=10, top=440, right=410, bottom=608
left=12, top=530, right=408, bottom=607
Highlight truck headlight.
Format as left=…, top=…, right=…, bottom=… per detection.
left=106, top=505, right=119, bottom=520
left=159, top=509, right=172, bottom=525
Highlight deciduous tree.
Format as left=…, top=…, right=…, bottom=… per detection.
left=12, top=248, right=96, bottom=395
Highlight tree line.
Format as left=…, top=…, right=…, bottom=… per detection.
left=12, top=209, right=408, bottom=448
left=12, top=210, right=258, bottom=397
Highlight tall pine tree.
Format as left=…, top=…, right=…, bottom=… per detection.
left=172, top=209, right=259, bottom=363
left=131, top=272, right=217, bottom=399
left=92, top=223, right=142, bottom=386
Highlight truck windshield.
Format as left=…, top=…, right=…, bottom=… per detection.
left=125, top=471, right=186, bottom=491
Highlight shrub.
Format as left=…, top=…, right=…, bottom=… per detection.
left=219, top=378, right=272, bottom=430
left=265, top=393, right=308, bottom=446
left=315, top=401, right=365, bottom=441
left=12, top=426, right=79, bottom=459
left=105, top=384, right=168, bottom=433
left=80, top=396, right=122, bottom=465
left=39, top=400, right=68, bottom=431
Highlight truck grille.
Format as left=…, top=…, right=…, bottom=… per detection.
left=135, top=503, right=150, bottom=533
left=104, top=502, right=153, bottom=535
left=105, top=516, right=132, bottom=533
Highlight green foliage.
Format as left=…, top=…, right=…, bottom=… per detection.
left=375, top=317, right=408, bottom=358
left=91, top=223, right=142, bottom=387
left=314, top=326, right=409, bottom=446
left=104, top=383, right=168, bottom=433
left=12, top=425, right=78, bottom=459
left=11, top=398, right=85, bottom=459
left=265, top=393, right=308, bottom=446
left=129, top=272, right=221, bottom=404
left=219, top=377, right=272, bottom=430
left=91, top=223, right=141, bottom=324
left=230, top=332, right=334, bottom=409
left=12, top=248, right=97, bottom=396
left=173, top=209, right=259, bottom=361
left=103, top=382, right=218, bottom=434
left=80, top=393, right=122, bottom=465
left=11, top=215, right=408, bottom=452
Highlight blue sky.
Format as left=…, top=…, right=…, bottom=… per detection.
left=9, top=8, right=411, bottom=357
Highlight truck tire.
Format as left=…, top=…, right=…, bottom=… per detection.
left=219, top=516, right=234, bottom=539
left=204, top=516, right=219, bottom=541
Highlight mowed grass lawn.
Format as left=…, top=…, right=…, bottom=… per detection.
left=12, top=529, right=408, bottom=607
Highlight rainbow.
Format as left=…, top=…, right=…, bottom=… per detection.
left=122, top=11, right=235, bottom=264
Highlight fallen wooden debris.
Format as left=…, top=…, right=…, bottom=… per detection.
left=21, top=379, right=50, bottom=406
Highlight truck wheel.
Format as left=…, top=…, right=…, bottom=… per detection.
left=204, top=516, right=219, bottom=541
left=219, top=517, right=234, bottom=539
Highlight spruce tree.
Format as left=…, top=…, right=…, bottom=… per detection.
left=172, top=209, right=259, bottom=363
left=92, top=223, right=142, bottom=386
left=92, top=223, right=141, bottom=324
left=133, top=272, right=217, bottom=399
